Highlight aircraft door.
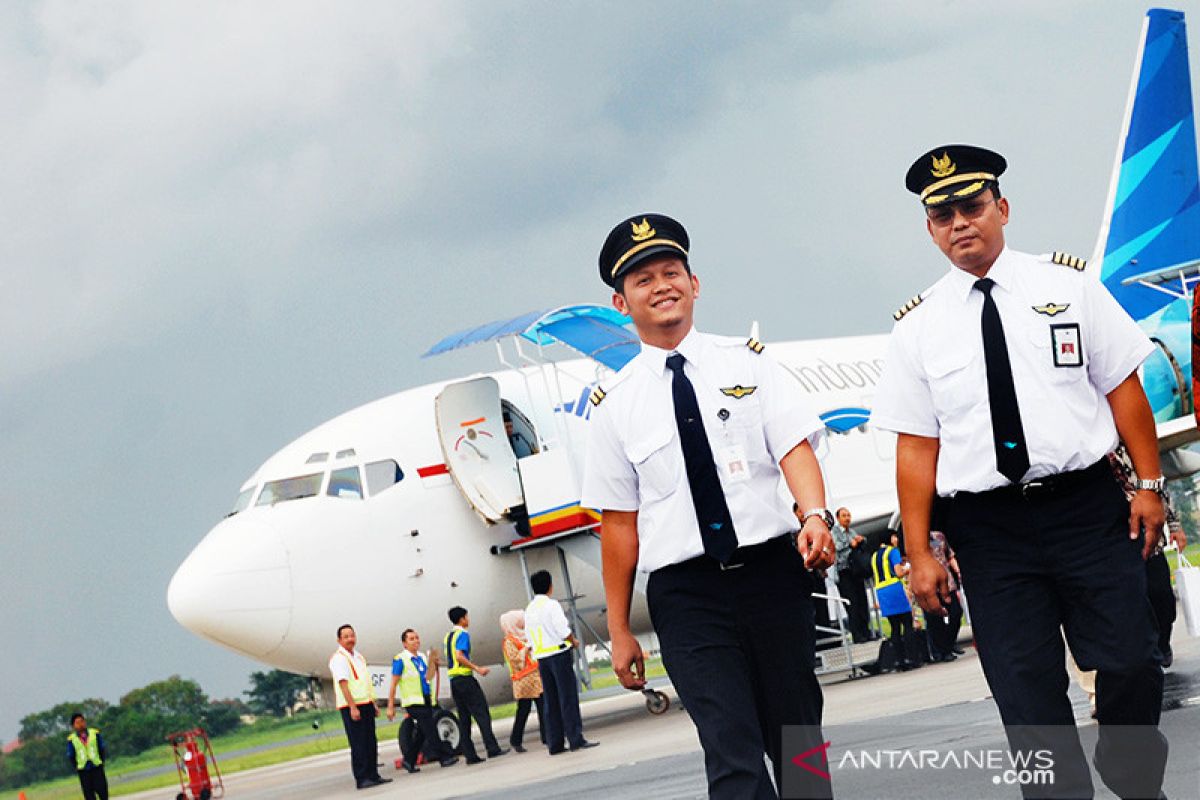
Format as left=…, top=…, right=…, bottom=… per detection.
left=435, top=377, right=524, bottom=524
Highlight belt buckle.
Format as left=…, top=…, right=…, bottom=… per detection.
left=1020, top=480, right=1045, bottom=498
left=719, top=560, right=745, bottom=571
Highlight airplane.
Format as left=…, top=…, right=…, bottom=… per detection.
left=168, top=7, right=1200, bottom=725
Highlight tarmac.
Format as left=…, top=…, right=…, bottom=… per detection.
left=126, top=626, right=1200, bottom=800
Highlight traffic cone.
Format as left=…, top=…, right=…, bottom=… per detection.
left=19, top=792, right=27, bottom=800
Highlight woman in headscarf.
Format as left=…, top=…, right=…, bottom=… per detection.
left=500, top=609, right=546, bottom=752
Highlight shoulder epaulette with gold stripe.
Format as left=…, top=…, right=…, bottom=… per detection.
left=892, top=294, right=924, bottom=321
left=589, top=386, right=607, bottom=407
left=746, top=337, right=765, bottom=354
left=1051, top=251, right=1086, bottom=271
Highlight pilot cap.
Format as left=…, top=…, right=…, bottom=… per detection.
left=905, top=144, right=1007, bottom=207
left=598, top=213, right=689, bottom=288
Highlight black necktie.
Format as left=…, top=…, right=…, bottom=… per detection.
left=975, top=278, right=1030, bottom=483
left=666, top=353, right=739, bottom=563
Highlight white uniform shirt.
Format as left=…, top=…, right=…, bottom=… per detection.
left=581, top=327, right=825, bottom=572
left=871, top=248, right=1154, bottom=495
left=329, top=646, right=370, bottom=687
left=524, top=593, right=572, bottom=660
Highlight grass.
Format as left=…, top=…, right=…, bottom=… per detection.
left=2, top=660, right=670, bottom=799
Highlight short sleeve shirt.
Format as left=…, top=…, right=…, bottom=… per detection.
left=391, top=651, right=431, bottom=696
left=871, top=248, right=1153, bottom=495
left=581, top=327, right=825, bottom=572
left=329, top=647, right=367, bottom=684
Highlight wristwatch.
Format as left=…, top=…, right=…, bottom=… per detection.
left=1134, top=476, right=1166, bottom=494
left=801, top=507, right=835, bottom=528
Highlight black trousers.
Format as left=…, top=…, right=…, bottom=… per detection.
left=510, top=694, right=545, bottom=747
left=648, top=535, right=829, bottom=800
left=537, top=650, right=584, bottom=750
left=942, top=464, right=1167, bottom=799
left=885, top=611, right=914, bottom=665
left=339, top=704, right=380, bottom=785
left=404, top=700, right=451, bottom=764
left=77, top=766, right=108, bottom=800
left=449, top=675, right=501, bottom=760
left=925, top=590, right=963, bottom=658
left=1146, top=551, right=1176, bottom=656
left=835, top=567, right=871, bottom=642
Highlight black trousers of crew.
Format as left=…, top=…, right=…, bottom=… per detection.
left=1146, top=551, right=1176, bottom=658
left=449, top=675, right=502, bottom=761
left=510, top=694, right=546, bottom=748
left=404, top=699, right=451, bottom=765
left=648, top=535, right=829, bottom=800
left=77, top=765, right=108, bottom=800
left=835, top=568, right=872, bottom=643
left=339, top=703, right=381, bottom=785
left=942, top=465, right=1166, bottom=799
left=537, top=650, right=585, bottom=751
left=885, top=611, right=915, bottom=667
left=924, top=590, right=963, bottom=659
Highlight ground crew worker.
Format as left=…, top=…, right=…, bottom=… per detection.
left=444, top=606, right=507, bottom=764
left=386, top=628, right=459, bottom=771
left=66, top=712, right=107, bottom=800
left=872, top=144, right=1168, bottom=798
left=871, top=535, right=915, bottom=671
left=582, top=213, right=836, bottom=799
left=524, top=570, right=596, bottom=754
left=328, top=624, right=392, bottom=790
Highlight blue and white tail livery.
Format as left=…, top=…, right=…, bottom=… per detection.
left=1092, top=8, right=1200, bottom=423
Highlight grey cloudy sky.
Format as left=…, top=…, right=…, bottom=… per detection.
left=0, top=0, right=1185, bottom=740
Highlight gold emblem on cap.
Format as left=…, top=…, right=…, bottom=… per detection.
left=631, top=218, right=655, bottom=242
left=930, top=152, right=956, bottom=178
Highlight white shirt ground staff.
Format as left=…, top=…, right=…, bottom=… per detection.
left=581, top=327, right=825, bottom=572
left=871, top=247, right=1154, bottom=495
left=524, top=593, right=573, bottom=660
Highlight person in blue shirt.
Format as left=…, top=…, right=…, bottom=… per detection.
left=386, top=629, right=458, bottom=771
left=66, top=712, right=108, bottom=800
left=873, top=533, right=917, bottom=671
left=444, top=606, right=506, bottom=764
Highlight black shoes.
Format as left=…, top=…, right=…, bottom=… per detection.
left=569, top=740, right=599, bottom=751
left=511, top=743, right=526, bottom=753
left=401, top=761, right=419, bottom=774
left=356, top=776, right=393, bottom=789
left=487, top=747, right=510, bottom=758
left=439, top=756, right=459, bottom=767
left=548, top=746, right=565, bottom=755
left=464, top=757, right=484, bottom=765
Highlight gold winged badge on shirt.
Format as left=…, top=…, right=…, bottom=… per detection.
left=1032, top=302, right=1071, bottom=317
left=720, top=385, right=757, bottom=399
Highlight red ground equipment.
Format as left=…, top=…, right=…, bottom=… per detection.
left=167, top=728, right=224, bottom=800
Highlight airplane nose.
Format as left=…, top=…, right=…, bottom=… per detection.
left=168, top=516, right=292, bottom=658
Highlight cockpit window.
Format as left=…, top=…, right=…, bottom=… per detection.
left=256, top=473, right=323, bottom=506
left=365, top=460, right=404, bottom=496
left=328, top=467, right=363, bottom=499
left=306, top=453, right=329, bottom=464
left=228, top=485, right=256, bottom=517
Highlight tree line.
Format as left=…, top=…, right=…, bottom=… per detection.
left=0, top=670, right=311, bottom=789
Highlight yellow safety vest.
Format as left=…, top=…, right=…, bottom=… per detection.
left=527, top=595, right=572, bottom=660
left=334, top=649, right=375, bottom=708
left=67, top=729, right=103, bottom=770
left=445, top=628, right=473, bottom=677
left=872, top=545, right=901, bottom=589
left=394, top=650, right=427, bottom=707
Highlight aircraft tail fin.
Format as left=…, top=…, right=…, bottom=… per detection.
left=1091, top=8, right=1200, bottom=321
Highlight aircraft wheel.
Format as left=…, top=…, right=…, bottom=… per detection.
left=645, top=690, right=670, bottom=715
left=433, top=708, right=462, bottom=755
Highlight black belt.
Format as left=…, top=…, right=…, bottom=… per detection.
left=951, top=458, right=1111, bottom=503
left=656, top=533, right=790, bottom=574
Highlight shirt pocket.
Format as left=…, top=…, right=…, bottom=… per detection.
left=924, top=348, right=976, bottom=417
left=625, top=427, right=681, bottom=502
left=1027, top=325, right=1087, bottom=385
left=717, top=396, right=771, bottom=462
